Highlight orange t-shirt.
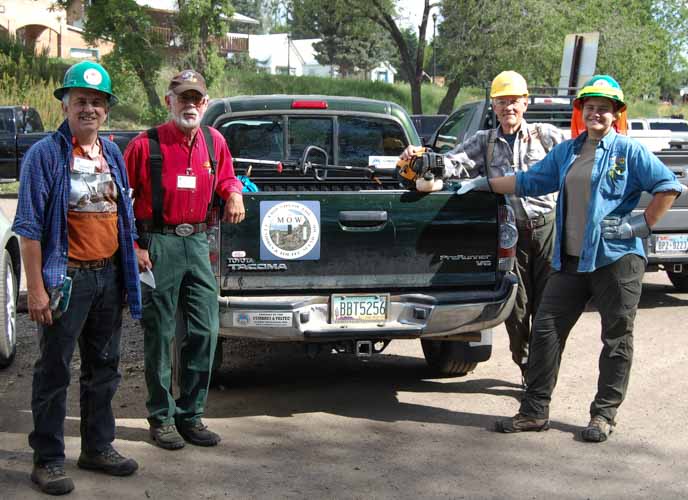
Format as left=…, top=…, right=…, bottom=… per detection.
left=67, top=140, right=119, bottom=261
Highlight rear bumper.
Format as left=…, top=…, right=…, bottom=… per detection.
left=218, top=273, right=518, bottom=342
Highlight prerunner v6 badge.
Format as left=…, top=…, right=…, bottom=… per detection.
left=260, top=201, right=320, bottom=260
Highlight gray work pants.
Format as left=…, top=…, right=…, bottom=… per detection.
left=506, top=214, right=555, bottom=369
left=520, top=253, right=645, bottom=422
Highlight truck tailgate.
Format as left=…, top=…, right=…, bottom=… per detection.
left=220, top=191, right=500, bottom=292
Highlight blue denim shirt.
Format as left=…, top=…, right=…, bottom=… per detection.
left=516, top=130, right=684, bottom=273
left=12, top=120, right=142, bottom=318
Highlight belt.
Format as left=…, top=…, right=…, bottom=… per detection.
left=516, top=211, right=555, bottom=231
left=67, top=256, right=112, bottom=270
left=137, top=222, right=208, bottom=237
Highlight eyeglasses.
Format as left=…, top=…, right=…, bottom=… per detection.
left=493, top=98, right=525, bottom=107
left=176, top=93, right=206, bottom=105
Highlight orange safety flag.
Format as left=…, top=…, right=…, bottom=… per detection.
left=570, top=107, right=628, bottom=138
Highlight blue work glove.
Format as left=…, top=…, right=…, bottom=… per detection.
left=455, top=176, right=491, bottom=195
left=601, top=214, right=650, bottom=239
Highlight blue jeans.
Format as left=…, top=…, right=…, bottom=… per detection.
left=29, top=261, right=123, bottom=465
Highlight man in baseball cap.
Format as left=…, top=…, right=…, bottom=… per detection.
left=124, top=69, right=244, bottom=451
left=168, top=69, right=208, bottom=96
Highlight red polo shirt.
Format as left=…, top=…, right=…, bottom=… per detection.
left=124, top=121, right=242, bottom=225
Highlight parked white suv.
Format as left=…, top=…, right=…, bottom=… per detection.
left=628, top=118, right=688, bottom=149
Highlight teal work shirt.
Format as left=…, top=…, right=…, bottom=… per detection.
left=515, top=130, right=684, bottom=273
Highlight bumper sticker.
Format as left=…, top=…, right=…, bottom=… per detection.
left=234, top=311, right=293, bottom=328
left=260, top=201, right=320, bottom=260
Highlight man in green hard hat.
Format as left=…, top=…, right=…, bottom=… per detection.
left=13, top=61, right=141, bottom=495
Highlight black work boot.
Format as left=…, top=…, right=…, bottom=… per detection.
left=495, top=413, right=550, bottom=433
left=177, top=419, right=221, bottom=447
left=149, top=423, right=186, bottom=450
left=77, top=445, right=138, bottom=476
left=31, top=463, right=75, bottom=496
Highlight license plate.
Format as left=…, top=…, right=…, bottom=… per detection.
left=655, top=234, right=688, bottom=253
left=331, top=294, right=389, bottom=323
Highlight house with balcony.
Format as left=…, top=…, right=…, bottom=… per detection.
left=0, top=0, right=113, bottom=59
left=0, top=0, right=256, bottom=60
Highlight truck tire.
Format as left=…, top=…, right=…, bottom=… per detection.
left=0, top=250, right=18, bottom=368
left=667, top=270, right=688, bottom=292
left=421, top=339, right=478, bottom=376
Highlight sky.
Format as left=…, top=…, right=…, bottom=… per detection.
left=395, top=0, right=439, bottom=38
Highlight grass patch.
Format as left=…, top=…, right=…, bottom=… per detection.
left=0, top=181, right=19, bottom=195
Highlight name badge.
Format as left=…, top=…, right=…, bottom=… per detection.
left=177, top=175, right=196, bottom=190
left=73, top=157, right=98, bottom=174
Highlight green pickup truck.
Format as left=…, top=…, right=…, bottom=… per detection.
left=201, top=95, right=519, bottom=376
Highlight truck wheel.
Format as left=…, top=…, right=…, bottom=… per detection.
left=667, top=270, right=688, bottom=292
left=421, top=339, right=478, bottom=376
left=0, top=250, right=17, bottom=368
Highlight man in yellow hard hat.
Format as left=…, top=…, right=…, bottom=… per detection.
left=401, top=70, right=565, bottom=383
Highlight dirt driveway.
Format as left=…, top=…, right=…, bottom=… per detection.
left=1, top=272, right=687, bottom=499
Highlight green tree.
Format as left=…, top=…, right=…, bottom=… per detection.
left=341, top=0, right=435, bottom=114
left=77, top=0, right=165, bottom=110
left=177, top=0, right=234, bottom=83
left=292, top=0, right=392, bottom=77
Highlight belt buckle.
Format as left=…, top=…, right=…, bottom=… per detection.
left=175, top=223, right=194, bottom=237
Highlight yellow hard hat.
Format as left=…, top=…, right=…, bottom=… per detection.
left=490, top=71, right=529, bottom=98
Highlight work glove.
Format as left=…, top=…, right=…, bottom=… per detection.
left=455, top=176, right=491, bottom=195
left=443, top=151, right=476, bottom=179
left=601, top=213, right=650, bottom=240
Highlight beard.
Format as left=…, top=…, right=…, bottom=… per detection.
left=172, top=107, right=201, bottom=129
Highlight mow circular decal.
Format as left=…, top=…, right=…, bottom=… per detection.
left=83, top=68, right=103, bottom=86
left=261, top=202, right=319, bottom=259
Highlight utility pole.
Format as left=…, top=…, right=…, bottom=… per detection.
left=287, top=33, right=291, bottom=75
left=432, top=13, right=437, bottom=85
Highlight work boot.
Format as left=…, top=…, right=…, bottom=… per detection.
left=77, top=445, right=138, bottom=476
left=581, top=415, right=615, bottom=443
left=177, top=419, right=221, bottom=447
left=495, top=413, right=550, bottom=433
left=31, top=463, right=74, bottom=496
left=149, top=423, right=185, bottom=450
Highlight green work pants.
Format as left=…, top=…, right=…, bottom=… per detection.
left=141, top=232, right=218, bottom=426
left=520, top=253, right=645, bottom=422
left=505, top=216, right=556, bottom=369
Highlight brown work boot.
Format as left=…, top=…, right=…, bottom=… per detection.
left=495, top=413, right=550, bottom=433
left=31, top=463, right=74, bottom=495
left=149, top=423, right=185, bottom=450
left=581, top=415, right=615, bottom=443
left=77, top=445, right=138, bottom=476
left=177, top=419, right=221, bottom=447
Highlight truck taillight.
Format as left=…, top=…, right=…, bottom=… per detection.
left=498, top=204, right=517, bottom=271
left=292, top=100, right=328, bottom=109
left=206, top=207, right=221, bottom=277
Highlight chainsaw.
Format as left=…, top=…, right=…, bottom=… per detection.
left=396, top=147, right=446, bottom=192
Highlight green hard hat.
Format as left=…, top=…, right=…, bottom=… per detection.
left=54, top=61, right=118, bottom=105
left=574, top=74, right=626, bottom=111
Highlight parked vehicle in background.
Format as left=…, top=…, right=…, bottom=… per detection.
left=628, top=118, right=688, bottom=149
left=0, top=106, right=45, bottom=180
left=411, top=114, right=447, bottom=145
left=0, top=210, right=20, bottom=368
left=200, top=95, right=519, bottom=376
left=431, top=92, right=688, bottom=291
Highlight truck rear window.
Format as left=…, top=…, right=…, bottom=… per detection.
left=219, top=115, right=407, bottom=167
left=220, top=116, right=284, bottom=161
left=338, top=117, right=407, bottom=166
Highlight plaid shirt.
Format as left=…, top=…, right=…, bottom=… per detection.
left=446, top=120, right=566, bottom=221
left=12, top=120, right=142, bottom=318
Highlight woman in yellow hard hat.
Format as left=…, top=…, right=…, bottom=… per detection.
left=457, top=75, right=683, bottom=443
